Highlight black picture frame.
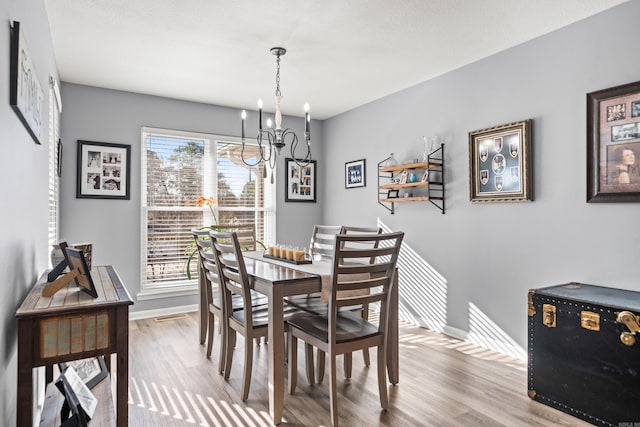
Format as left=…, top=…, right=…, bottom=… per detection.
left=60, top=357, right=108, bottom=390
left=65, top=247, right=98, bottom=298
left=587, top=80, right=640, bottom=202
left=468, top=119, right=533, bottom=203
left=76, top=140, right=131, bottom=199
left=345, top=159, right=366, bottom=188
left=57, top=139, right=63, bottom=178
left=285, top=158, right=316, bottom=202
left=9, top=21, right=43, bottom=145
left=387, top=189, right=399, bottom=199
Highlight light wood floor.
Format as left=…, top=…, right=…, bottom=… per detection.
left=127, top=312, right=590, bottom=427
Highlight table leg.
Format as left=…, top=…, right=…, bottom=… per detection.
left=116, top=306, right=129, bottom=426
left=267, top=286, right=285, bottom=425
left=387, top=268, right=399, bottom=385
left=17, top=318, right=33, bottom=427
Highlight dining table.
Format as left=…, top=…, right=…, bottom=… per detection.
left=241, top=251, right=400, bottom=426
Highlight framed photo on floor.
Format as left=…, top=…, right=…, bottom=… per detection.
left=285, top=158, right=316, bottom=202
left=345, top=159, right=366, bottom=188
left=468, top=119, right=533, bottom=203
left=76, top=140, right=131, bottom=199
left=587, top=80, right=640, bottom=202
left=60, top=357, right=108, bottom=390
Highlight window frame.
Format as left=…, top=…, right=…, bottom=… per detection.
left=138, top=126, right=276, bottom=300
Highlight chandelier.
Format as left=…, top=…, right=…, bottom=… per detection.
left=240, top=47, right=311, bottom=182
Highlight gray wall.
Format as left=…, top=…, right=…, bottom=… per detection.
left=322, top=1, right=640, bottom=356
left=59, top=84, right=323, bottom=313
left=1, top=0, right=60, bottom=423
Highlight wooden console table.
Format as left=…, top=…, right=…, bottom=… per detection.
left=16, top=265, right=133, bottom=427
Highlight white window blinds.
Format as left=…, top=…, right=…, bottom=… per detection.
left=140, top=128, right=276, bottom=293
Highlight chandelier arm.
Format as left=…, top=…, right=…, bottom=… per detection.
left=240, top=139, right=262, bottom=167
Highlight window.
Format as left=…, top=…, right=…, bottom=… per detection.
left=48, top=79, right=61, bottom=256
left=140, top=127, right=276, bottom=298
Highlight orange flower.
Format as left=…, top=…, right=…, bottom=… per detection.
left=196, top=196, right=216, bottom=207
left=196, top=196, right=218, bottom=225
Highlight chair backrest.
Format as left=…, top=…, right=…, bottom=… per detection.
left=340, top=225, right=383, bottom=263
left=328, top=231, right=404, bottom=338
left=209, top=231, right=255, bottom=328
left=192, top=228, right=219, bottom=307
left=310, top=225, right=344, bottom=260
left=211, top=224, right=257, bottom=251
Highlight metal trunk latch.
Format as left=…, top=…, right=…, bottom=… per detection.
left=580, top=311, right=600, bottom=331
left=616, top=311, right=640, bottom=346
left=543, top=304, right=556, bottom=328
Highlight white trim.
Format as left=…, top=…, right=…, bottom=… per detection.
left=136, top=284, right=199, bottom=301
left=129, top=304, right=198, bottom=321
left=442, top=324, right=468, bottom=341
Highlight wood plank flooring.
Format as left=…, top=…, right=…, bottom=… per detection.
left=127, top=312, right=591, bottom=426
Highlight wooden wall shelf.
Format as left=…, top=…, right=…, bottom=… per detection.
left=378, top=144, right=446, bottom=214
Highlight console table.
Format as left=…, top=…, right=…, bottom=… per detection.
left=16, top=265, right=133, bottom=427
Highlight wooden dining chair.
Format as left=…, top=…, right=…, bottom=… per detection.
left=287, top=231, right=404, bottom=426
left=209, top=230, right=310, bottom=401
left=192, top=228, right=226, bottom=373
left=309, top=224, right=344, bottom=260
left=211, top=223, right=258, bottom=251
left=316, top=225, right=383, bottom=382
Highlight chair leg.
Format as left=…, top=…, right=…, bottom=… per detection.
left=329, top=354, right=339, bottom=427
left=217, top=316, right=226, bottom=375
left=206, top=313, right=215, bottom=358
left=317, top=349, right=326, bottom=384
left=241, top=334, right=254, bottom=401
left=362, top=305, right=370, bottom=366
left=343, top=352, right=352, bottom=379
left=305, top=343, right=315, bottom=385
left=224, top=330, right=236, bottom=380
left=377, top=344, right=388, bottom=410
left=288, top=333, right=298, bottom=394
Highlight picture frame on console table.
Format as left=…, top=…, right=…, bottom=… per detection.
left=587, top=80, right=640, bottom=202
left=468, top=119, right=532, bottom=203
left=285, top=158, right=316, bottom=202
left=77, top=140, right=131, bottom=199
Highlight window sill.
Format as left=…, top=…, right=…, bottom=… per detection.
left=137, top=284, right=199, bottom=301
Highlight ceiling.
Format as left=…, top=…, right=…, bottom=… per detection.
left=45, top=0, right=627, bottom=120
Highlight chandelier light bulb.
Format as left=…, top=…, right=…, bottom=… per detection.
left=241, top=110, right=247, bottom=120
left=257, top=99, right=263, bottom=109
left=267, top=117, right=273, bottom=128
left=304, top=102, right=309, bottom=112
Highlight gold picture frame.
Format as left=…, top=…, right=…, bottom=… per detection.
left=468, top=119, right=533, bottom=203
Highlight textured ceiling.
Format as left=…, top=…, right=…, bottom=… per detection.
left=45, top=0, right=627, bottom=120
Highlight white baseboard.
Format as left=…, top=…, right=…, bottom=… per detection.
left=442, top=324, right=468, bottom=341
left=129, top=304, right=198, bottom=321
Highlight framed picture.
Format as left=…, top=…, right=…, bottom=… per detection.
left=387, top=189, right=399, bottom=199
left=64, top=247, right=98, bottom=298
left=345, top=159, right=366, bottom=188
left=587, top=80, right=640, bottom=202
left=60, top=357, right=108, bottom=390
left=285, top=158, right=316, bottom=202
left=55, top=365, right=98, bottom=423
left=76, top=140, right=131, bottom=199
left=468, top=119, right=532, bottom=203
left=9, top=21, right=43, bottom=145
left=57, top=139, right=63, bottom=178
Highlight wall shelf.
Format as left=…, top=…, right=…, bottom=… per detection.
left=378, top=144, right=445, bottom=214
